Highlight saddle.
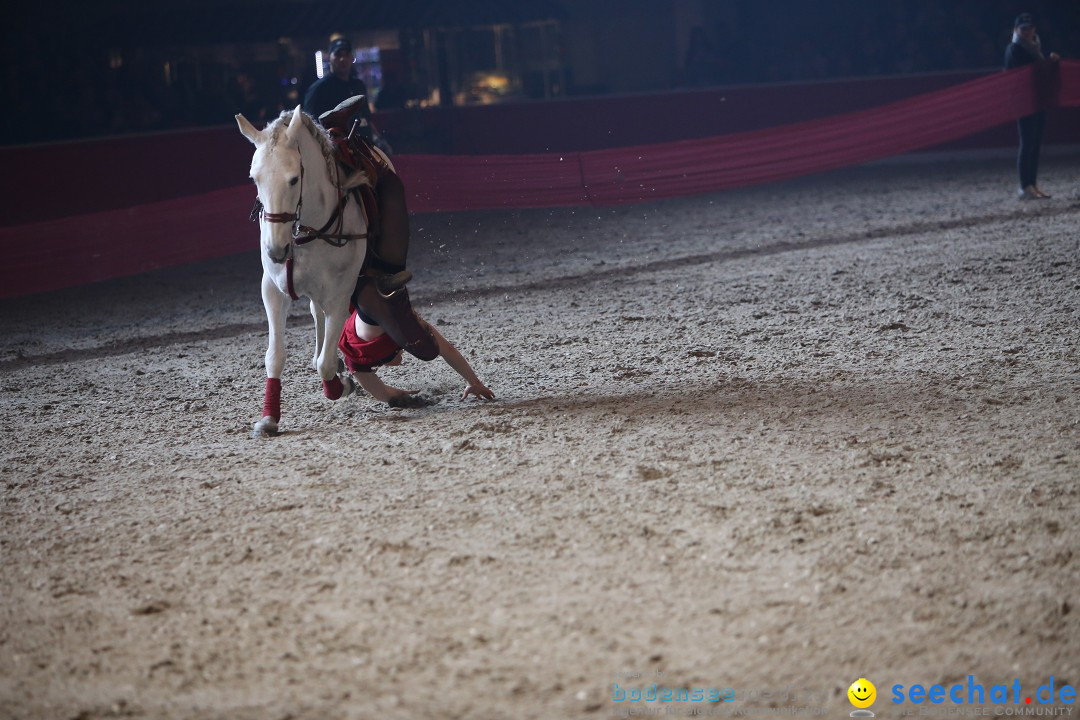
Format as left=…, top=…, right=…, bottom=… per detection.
left=319, top=95, right=392, bottom=188
left=318, top=96, right=386, bottom=244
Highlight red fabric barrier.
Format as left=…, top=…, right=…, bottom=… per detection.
left=9, top=68, right=1072, bottom=229
left=392, top=153, right=589, bottom=212
left=1058, top=60, right=1080, bottom=108
left=400, top=65, right=1045, bottom=209
left=2, top=62, right=1076, bottom=299
left=381, top=71, right=996, bottom=156
left=2, top=127, right=253, bottom=228
left=581, top=66, right=1038, bottom=205
left=1, top=185, right=255, bottom=298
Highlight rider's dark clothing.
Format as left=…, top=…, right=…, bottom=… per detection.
left=303, top=74, right=375, bottom=143
left=348, top=281, right=438, bottom=363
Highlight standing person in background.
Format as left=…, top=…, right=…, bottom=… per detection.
left=303, top=36, right=391, bottom=153
left=1005, top=12, right=1060, bottom=200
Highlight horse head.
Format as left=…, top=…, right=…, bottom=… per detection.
left=237, top=107, right=308, bottom=264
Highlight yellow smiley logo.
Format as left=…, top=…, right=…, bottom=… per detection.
left=848, top=678, right=877, bottom=709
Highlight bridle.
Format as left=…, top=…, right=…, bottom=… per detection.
left=248, top=149, right=367, bottom=248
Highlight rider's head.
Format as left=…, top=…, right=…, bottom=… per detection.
left=328, top=37, right=354, bottom=81
left=1014, top=13, right=1036, bottom=41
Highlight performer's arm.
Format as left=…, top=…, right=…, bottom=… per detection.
left=353, top=371, right=418, bottom=404
left=425, top=323, right=495, bottom=400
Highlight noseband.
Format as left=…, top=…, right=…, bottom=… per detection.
left=249, top=150, right=368, bottom=249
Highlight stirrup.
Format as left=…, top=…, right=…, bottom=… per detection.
left=364, top=267, right=412, bottom=297
left=373, top=269, right=412, bottom=297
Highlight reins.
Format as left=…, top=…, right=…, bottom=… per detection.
left=249, top=149, right=367, bottom=248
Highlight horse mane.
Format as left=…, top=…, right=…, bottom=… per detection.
left=265, top=109, right=338, bottom=177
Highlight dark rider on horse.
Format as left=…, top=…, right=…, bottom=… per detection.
left=317, top=94, right=411, bottom=296
left=315, top=93, right=443, bottom=371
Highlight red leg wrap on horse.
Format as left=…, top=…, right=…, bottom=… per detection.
left=263, top=377, right=281, bottom=421
left=323, top=376, right=344, bottom=400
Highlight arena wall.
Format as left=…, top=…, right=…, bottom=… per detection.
left=2, top=65, right=1076, bottom=298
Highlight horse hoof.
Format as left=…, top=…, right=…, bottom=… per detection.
left=252, top=416, right=279, bottom=438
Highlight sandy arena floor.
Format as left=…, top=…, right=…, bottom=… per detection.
left=0, top=156, right=1078, bottom=720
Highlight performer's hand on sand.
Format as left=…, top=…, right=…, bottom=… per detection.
left=463, top=381, right=495, bottom=401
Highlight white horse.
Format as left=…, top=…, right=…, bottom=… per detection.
left=236, top=106, right=372, bottom=437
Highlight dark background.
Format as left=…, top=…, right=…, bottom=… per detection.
left=3, top=0, right=1077, bottom=148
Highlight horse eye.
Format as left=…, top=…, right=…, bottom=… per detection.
left=289, top=177, right=299, bottom=186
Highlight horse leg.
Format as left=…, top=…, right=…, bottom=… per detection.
left=316, top=301, right=355, bottom=401
left=254, top=274, right=290, bottom=438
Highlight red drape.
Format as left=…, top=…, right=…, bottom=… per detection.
left=395, top=64, right=1045, bottom=210
left=2, top=62, right=1076, bottom=299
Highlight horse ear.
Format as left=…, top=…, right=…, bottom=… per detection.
left=284, top=105, right=305, bottom=143
left=236, top=114, right=264, bottom=145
